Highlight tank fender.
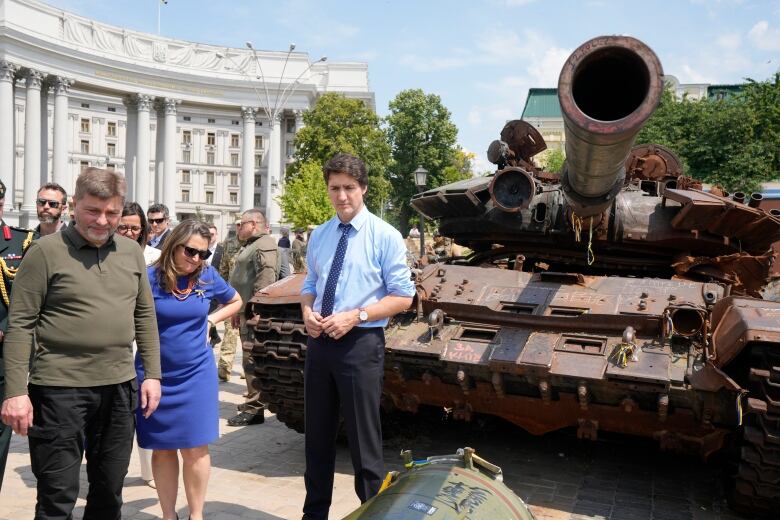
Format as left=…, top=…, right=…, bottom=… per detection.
left=710, top=296, right=780, bottom=368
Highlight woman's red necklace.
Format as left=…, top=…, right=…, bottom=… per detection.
left=172, top=277, right=197, bottom=301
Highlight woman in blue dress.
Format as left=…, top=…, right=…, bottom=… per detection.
left=136, top=220, right=242, bottom=520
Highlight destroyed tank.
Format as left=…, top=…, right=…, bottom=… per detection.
left=246, top=36, right=780, bottom=516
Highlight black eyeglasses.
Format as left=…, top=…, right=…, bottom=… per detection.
left=148, top=217, right=167, bottom=224
left=117, top=224, right=142, bottom=233
left=181, top=245, right=212, bottom=260
left=36, top=198, right=62, bottom=209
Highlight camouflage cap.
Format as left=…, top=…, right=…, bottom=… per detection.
left=0, top=179, right=5, bottom=199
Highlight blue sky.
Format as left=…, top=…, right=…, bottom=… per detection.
left=49, top=0, right=780, bottom=172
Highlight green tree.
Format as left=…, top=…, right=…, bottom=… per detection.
left=385, top=89, right=459, bottom=234
left=440, top=148, right=476, bottom=185
left=637, top=76, right=780, bottom=192
left=539, top=148, right=565, bottom=173
left=278, top=161, right=334, bottom=228
left=286, top=93, right=391, bottom=212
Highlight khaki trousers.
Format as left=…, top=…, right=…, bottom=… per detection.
left=238, top=317, right=264, bottom=415
left=217, top=319, right=240, bottom=373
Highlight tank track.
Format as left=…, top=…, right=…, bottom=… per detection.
left=250, top=303, right=307, bottom=433
left=732, top=344, right=780, bottom=515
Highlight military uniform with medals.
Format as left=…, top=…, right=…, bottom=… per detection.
left=0, top=180, right=34, bottom=490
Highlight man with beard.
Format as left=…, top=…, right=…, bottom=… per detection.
left=1, top=168, right=161, bottom=517
left=34, top=183, right=68, bottom=238
left=0, top=179, right=34, bottom=491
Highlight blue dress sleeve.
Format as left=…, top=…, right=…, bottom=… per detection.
left=204, top=265, right=236, bottom=305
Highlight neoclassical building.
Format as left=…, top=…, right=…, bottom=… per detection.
left=0, top=0, right=374, bottom=233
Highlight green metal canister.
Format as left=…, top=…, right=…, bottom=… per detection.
left=342, top=447, right=536, bottom=520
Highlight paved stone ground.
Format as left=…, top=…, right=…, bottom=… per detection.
left=0, top=347, right=752, bottom=520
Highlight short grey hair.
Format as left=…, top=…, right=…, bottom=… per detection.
left=74, top=167, right=126, bottom=201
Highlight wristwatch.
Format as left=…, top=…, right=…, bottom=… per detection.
left=358, top=307, right=369, bottom=323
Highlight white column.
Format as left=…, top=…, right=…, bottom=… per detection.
left=123, top=96, right=137, bottom=199
left=294, top=109, right=305, bottom=131
left=22, top=69, right=43, bottom=220
left=162, top=98, right=179, bottom=218
left=264, top=113, right=282, bottom=229
left=154, top=105, right=164, bottom=203
left=240, top=106, right=255, bottom=211
left=135, top=94, right=152, bottom=211
left=39, top=82, right=49, bottom=187
left=0, top=61, right=17, bottom=205
left=52, top=77, right=71, bottom=191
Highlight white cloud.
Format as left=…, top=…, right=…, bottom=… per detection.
left=748, top=21, right=780, bottom=51
left=678, top=64, right=716, bottom=83
left=398, top=53, right=470, bottom=71
left=716, top=33, right=741, bottom=50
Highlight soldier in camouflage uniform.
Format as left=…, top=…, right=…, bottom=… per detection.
left=0, top=180, right=34, bottom=491
left=217, top=219, right=244, bottom=382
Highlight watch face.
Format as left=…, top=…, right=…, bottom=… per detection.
left=359, top=310, right=368, bottom=322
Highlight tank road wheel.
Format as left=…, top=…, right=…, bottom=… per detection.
left=250, top=304, right=308, bottom=433
left=731, top=344, right=780, bottom=516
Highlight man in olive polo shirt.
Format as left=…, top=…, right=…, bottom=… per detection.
left=0, top=168, right=161, bottom=520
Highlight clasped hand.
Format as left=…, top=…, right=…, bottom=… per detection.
left=304, top=309, right=356, bottom=340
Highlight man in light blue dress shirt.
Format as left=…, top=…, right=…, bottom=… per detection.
left=300, top=153, right=415, bottom=520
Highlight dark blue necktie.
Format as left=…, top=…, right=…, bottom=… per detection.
left=320, top=223, right=352, bottom=317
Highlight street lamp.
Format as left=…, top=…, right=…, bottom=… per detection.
left=413, top=165, right=428, bottom=259
left=216, top=43, right=327, bottom=226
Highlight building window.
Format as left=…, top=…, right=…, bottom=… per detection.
left=205, top=191, right=214, bottom=204
left=80, top=118, right=90, bottom=133
left=231, top=120, right=239, bottom=126
left=203, top=214, right=215, bottom=223
left=106, top=163, right=115, bottom=171
left=286, top=119, right=296, bottom=133
left=229, top=192, right=238, bottom=204
left=255, top=121, right=263, bottom=127
left=183, top=116, right=191, bottom=122
left=229, top=172, right=238, bottom=186
left=181, top=170, right=191, bottom=183
left=208, top=118, right=216, bottom=124
left=106, top=121, right=116, bottom=137
left=230, top=134, right=240, bottom=147
left=207, top=152, right=215, bottom=165
left=255, top=135, right=264, bottom=149
left=181, top=190, right=190, bottom=202
left=80, top=140, right=89, bottom=154
left=286, top=141, right=295, bottom=158
left=182, top=149, right=191, bottom=163
left=254, top=152, right=264, bottom=168
left=206, top=171, right=215, bottom=184
left=106, top=143, right=116, bottom=156
left=182, top=130, right=192, bottom=144
left=207, top=132, right=215, bottom=146
left=80, top=160, right=89, bottom=173
left=107, top=106, right=116, bottom=112
left=254, top=194, right=262, bottom=207
left=80, top=103, right=90, bottom=109
left=254, top=174, right=262, bottom=187
left=230, top=153, right=239, bottom=167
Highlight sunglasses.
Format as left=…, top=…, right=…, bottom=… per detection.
left=148, top=217, right=167, bottom=224
left=117, top=224, right=142, bottom=233
left=36, top=198, right=62, bottom=209
left=181, top=245, right=212, bottom=260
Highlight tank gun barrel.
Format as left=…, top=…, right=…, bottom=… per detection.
left=558, top=36, right=664, bottom=217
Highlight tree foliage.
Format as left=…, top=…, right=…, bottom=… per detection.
left=637, top=75, right=780, bottom=192
left=385, top=89, right=460, bottom=233
left=278, top=161, right=334, bottom=228
left=539, top=148, right=566, bottom=173
left=286, top=93, right=391, bottom=212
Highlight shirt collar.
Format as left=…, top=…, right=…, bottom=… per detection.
left=63, top=221, right=115, bottom=249
left=339, top=205, right=369, bottom=232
